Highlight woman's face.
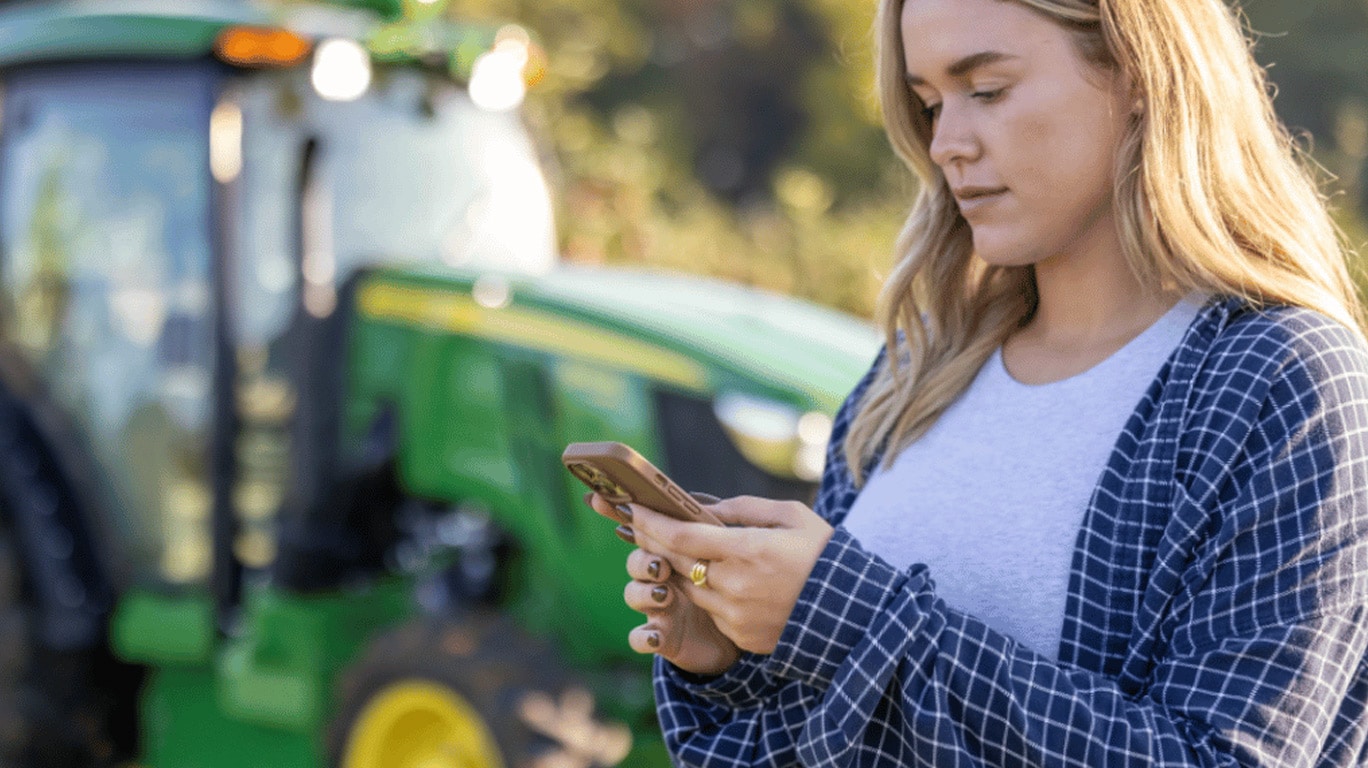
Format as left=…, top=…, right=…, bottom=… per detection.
left=901, top=0, right=1132, bottom=270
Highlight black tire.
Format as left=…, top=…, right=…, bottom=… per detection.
left=0, top=534, right=31, bottom=759
left=0, top=528, right=111, bottom=767
left=0, top=389, right=142, bottom=767
left=328, top=614, right=633, bottom=768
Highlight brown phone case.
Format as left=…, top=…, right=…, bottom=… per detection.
left=562, top=441, right=724, bottom=526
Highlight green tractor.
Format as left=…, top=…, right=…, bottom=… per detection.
left=0, top=1, right=879, bottom=766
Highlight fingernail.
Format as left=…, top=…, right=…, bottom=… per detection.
left=646, top=632, right=661, bottom=649
left=614, top=525, right=636, bottom=545
left=583, top=492, right=594, bottom=506
left=615, top=504, right=634, bottom=521
left=647, top=560, right=661, bottom=579
left=651, top=585, right=668, bottom=603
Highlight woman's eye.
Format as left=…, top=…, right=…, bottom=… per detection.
left=921, top=103, right=941, bottom=122
left=971, top=88, right=1006, bottom=103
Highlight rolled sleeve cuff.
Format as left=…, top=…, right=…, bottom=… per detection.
left=656, top=651, right=775, bottom=708
left=764, top=526, right=910, bottom=690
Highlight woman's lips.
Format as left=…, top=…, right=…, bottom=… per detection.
left=955, top=188, right=1008, bottom=217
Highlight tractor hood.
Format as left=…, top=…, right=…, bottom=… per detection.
left=360, top=264, right=883, bottom=413
left=526, top=265, right=881, bottom=409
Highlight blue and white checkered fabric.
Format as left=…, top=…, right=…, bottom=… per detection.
left=655, top=297, right=1368, bottom=767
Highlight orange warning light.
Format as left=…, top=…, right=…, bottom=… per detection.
left=215, top=27, right=313, bottom=68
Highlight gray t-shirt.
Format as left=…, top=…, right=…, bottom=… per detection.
left=841, top=295, right=1203, bottom=658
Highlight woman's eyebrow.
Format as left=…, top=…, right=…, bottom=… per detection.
left=905, top=51, right=1019, bottom=86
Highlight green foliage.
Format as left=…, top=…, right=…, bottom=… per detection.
left=447, top=0, right=1368, bottom=319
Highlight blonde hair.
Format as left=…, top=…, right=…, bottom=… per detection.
left=846, top=0, right=1365, bottom=485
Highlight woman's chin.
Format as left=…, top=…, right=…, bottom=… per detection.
left=972, top=240, right=1038, bottom=269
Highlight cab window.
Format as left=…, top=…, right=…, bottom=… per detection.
left=0, top=62, right=218, bottom=584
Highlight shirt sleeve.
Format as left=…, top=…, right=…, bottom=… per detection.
left=655, top=314, right=1368, bottom=768
left=650, top=344, right=888, bottom=707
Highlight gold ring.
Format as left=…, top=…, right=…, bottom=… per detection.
left=690, top=559, right=710, bottom=588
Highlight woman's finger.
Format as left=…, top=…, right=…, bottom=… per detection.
left=627, top=548, right=671, bottom=582
left=674, top=564, right=730, bottom=617
left=630, top=503, right=744, bottom=562
left=585, top=492, right=633, bottom=525
left=628, top=623, right=667, bottom=655
left=706, top=495, right=801, bottom=528
left=624, top=579, right=675, bottom=613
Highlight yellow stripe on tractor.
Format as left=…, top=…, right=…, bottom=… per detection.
left=357, top=281, right=710, bottom=392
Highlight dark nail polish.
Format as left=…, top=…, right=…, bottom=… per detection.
left=652, top=585, right=668, bottom=603
left=615, top=504, right=634, bottom=521
left=646, top=632, right=661, bottom=649
left=614, top=525, right=636, bottom=545
left=647, top=560, right=661, bottom=579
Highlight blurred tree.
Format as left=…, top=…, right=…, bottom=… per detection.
left=441, top=0, right=1367, bottom=316
left=1239, top=0, right=1368, bottom=289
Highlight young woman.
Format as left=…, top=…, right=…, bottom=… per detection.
left=589, top=0, right=1368, bottom=764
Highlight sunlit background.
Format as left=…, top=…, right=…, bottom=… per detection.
left=422, top=0, right=1368, bottom=318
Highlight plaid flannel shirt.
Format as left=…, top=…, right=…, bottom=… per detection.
left=655, top=297, right=1368, bottom=767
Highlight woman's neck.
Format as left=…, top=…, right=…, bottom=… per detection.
left=1002, top=252, right=1180, bottom=386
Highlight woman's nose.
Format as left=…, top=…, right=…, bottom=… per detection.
left=928, top=104, right=980, bottom=168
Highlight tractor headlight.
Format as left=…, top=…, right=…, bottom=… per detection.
left=468, top=34, right=529, bottom=111
left=312, top=38, right=372, bottom=102
left=713, top=393, right=832, bottom=483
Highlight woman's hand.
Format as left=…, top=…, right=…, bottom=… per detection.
left=621, top=548, right=741, bottom=675
left=587, top=493, right=740, bottom=675
left=595, top=493, right=835, bottom=656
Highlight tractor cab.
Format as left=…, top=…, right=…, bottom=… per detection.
left=0, top=0, right=553, bottom=593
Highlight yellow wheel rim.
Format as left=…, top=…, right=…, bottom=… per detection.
left=342, top=680, right=506, bottom=768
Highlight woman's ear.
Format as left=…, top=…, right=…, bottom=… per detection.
left=1106, top=69, right=1142, bottom=119
left=1117, top=79, right=1144, bottom=118
left=1120, top=72, right=1144, bottom=116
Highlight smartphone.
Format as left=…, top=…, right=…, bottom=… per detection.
left=562, top=441, right=724, bottom=526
